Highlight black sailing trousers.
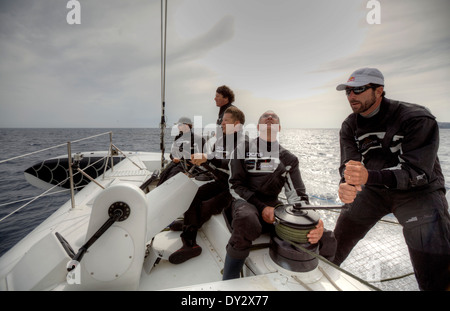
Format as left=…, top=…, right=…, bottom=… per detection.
left=333, top=185, right=450, bottom=291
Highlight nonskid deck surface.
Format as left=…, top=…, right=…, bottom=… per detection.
left=139, top=230, right=224, bottom=291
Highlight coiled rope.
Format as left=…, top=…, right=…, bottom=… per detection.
left=272, top=221, right=380, bottom=290
left=274, top=223, right=315, bottom=244
left=273, top=199, right=414, bottom=289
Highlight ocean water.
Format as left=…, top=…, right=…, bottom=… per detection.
left=0, top=128, right=449, bottom=289
left=0, top=128, right=172, bottom=256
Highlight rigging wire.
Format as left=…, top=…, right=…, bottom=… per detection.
left=160, top=0, right=168, bottom=169
left=0, top=178, right=67, bottom=223
left=0, top=131, right=112, bottom=165
left=0, top=187, right=78, bottom=208
left=0, top=154, right=110, bottom=223
left=0, top=134, right=117, bottom=223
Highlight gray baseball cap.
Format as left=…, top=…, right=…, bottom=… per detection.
left=177, top=117, right=192, bottom=125
left=336, top=68, right=384, bottom=91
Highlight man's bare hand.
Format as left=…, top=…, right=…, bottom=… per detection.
left=262, top=206, right=275, bottom=224
left=344, top=160, right=368, bottom=186
left=191, top=153, right=207, bottom=166
left=307, top=219, right=324, bottom=244
left=338, top=182, right=361, bottom=203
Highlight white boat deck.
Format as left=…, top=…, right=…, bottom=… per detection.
left=139, top=230, right=224, bottom=290
left=0, top=152, right=374, bottom=291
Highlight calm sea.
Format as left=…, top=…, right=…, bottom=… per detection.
left=1, top=128, right=449, bottom=258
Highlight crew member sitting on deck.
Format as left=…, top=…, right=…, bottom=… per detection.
left=157, top=117, right=205, bottom=186
left=168, top=106, right=246, bottom=264
left=222, top=110, right=336, bottom=280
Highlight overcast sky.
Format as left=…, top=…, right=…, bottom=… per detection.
left=1, top=0, right=449, bottom=128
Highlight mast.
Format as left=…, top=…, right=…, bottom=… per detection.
left=160, top=0, right=168, bottom=169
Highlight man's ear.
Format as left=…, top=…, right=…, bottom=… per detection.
left=375, top=86, right=384, bottom=97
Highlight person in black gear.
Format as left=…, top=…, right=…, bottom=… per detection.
left=222, top=110, right=336, bottom=280
left=334, top=67, right=450, bottom=291
left=215, top=85, right=235, bottom=125
left=157, top=117, right=205, bottom=186
left=168, top=106, right=246, bottom=264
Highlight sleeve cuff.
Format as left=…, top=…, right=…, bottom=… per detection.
left=367, top=169, right=397, bottom=188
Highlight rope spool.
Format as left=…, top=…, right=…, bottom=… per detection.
left=273, top=204, right=320, bottom=237
left=269, top=204, right=321, bottom=272
left=271, top=204, right=381, bottom=290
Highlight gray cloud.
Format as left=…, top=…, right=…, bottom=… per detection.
left=0, top=0, right=236, bottom=127
left=1, top=0, right=449, bottom=128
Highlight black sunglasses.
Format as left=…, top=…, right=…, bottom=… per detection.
left=345, top=85, right=376, bottom=96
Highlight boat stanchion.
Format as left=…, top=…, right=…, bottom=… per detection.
left=67, top=142, right=76, bottom=209
left=65, top=202, right=130, bottom=272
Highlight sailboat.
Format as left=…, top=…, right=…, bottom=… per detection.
left=0, top=1, right=421, bottom=292
left=0, top=143, right=377, bottom=291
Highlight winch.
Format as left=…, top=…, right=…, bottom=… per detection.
left=270, top=203, right=320, bottom=272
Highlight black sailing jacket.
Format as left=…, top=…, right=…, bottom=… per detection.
left=229, top=137, right=308, bottom=213
left=339, top=97, right=445, bottom=192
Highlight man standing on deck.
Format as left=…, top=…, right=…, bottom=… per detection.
left=334, top=67, right=450, bottom=290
